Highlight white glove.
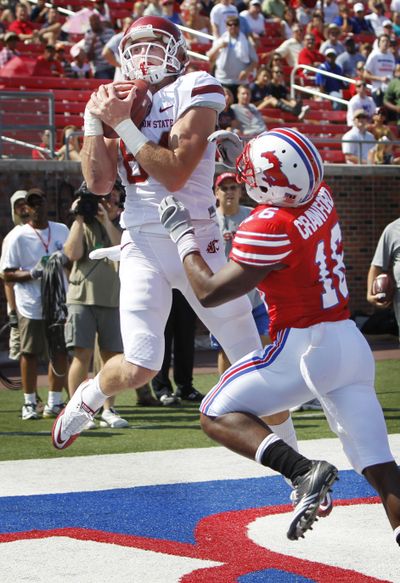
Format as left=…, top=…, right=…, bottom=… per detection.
left=89, top=245, right=121, bottom=261
left=158, top=196, right=200, bottom=261
left=158, top=196, right=194, bottom=243
left=208, top=130, right=244, bottom=169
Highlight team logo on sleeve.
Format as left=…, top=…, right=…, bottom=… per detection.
left=206, top=239, right=219, bottom=253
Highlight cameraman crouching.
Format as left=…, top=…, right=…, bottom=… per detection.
left=64, top=182, right=129, bottom=429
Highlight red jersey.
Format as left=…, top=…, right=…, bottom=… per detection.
left=8, top=20, right=35, bottom=36
left=230, top=182, right=350, bottom=339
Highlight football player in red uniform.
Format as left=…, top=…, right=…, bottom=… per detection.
left=52, top=18, right=298, bottom=462
left=159, top=128, right=400, bottom=544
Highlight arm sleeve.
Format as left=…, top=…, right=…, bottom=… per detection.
left=230, top=212, right=293, bottom=267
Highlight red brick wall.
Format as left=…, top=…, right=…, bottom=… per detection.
left=0, top=161, right=399, bottom=326
left=327, top=166, right=400, bottom=314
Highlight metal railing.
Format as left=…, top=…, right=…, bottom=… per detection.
left=313, top=136, right=400, bottom=164
left=0, top=91, right=55, bottom=158
left=290, top=64, right=372, bottom=109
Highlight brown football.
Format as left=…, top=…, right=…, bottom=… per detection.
left=102, top=79, right=153, bottom=139
left=371, top=273, right=395, bottom=303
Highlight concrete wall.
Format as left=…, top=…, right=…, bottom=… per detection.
left=0, top=160, right=399, bottom=323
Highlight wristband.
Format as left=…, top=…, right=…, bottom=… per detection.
left=113, top=118, right=149, bottom=156
left=176, top=232, right=200, bottom=262
left=84, top=108, right=103, bottom=137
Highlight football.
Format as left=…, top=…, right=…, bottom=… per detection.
left=102, top=79, right=153, bottom=139
left=371, top=273, right=395, bottom=303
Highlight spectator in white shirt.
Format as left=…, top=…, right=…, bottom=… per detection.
left=274, top=23, right=304, bottom=66
left=240, top=0, right=265, bottom=41
left=365, top=1, right=387, bottom=36
left=364, top=34, right=396, bottom=105
left=316, top=0, right=339, bottom=24
left=342, top=109, right=376, bottom=163
left=210, top=0, right=239, bottom=37
left=347, top=80, right=377, bottom=126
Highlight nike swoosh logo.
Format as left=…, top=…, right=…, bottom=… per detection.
left=159, top=104, right=174, bottom=112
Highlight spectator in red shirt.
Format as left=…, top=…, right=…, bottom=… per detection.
left=305, top=11, right=325, bottom=50
left=297, top=32, right=324, bottom=78
left=32, top=129, right=52, bottom=160
left=8, top=4, right=39, bottom=43
left=33, top=44, right=64, bottom=77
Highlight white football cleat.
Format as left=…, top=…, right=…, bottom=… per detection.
left=52, top=380, right=98, bottom=450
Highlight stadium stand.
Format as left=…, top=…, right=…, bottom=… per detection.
left=1, top=7, right=399, bottom=162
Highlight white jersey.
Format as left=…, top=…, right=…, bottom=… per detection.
left=118, top=71, right=226, bottom=229
left=2, top=221, right=69, bottom=319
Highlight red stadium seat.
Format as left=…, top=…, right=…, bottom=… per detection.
left=320, top=149, right=346, bottom=163
left=306, top=109, right=347, bottom=123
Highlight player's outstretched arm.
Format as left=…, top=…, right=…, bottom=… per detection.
left=159, top=195, right=271, bottom=307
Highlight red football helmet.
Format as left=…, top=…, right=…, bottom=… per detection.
left=119, top=16, right=189, bottom=84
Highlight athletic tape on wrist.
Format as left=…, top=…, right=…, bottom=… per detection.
left=114, top=118, right=149, bottom=156
left=84, top=108, right=103, bottom=136
left=176, top=232, right=200, bottom=262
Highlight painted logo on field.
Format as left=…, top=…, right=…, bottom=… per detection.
left=0, top=471, right=392, bottom=582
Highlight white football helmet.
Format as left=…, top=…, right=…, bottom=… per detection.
left=237, top=128, right=324, bottom=207
left=119, top=16, right=189, bottom=85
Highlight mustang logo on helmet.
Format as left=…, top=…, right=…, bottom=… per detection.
left=261, top=151, right=302, bottom=193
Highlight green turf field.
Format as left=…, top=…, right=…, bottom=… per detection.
left=0, top=359, right=399, bottom=462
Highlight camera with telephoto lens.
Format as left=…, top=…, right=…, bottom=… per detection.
left=73, top=181, right=100, bottom=223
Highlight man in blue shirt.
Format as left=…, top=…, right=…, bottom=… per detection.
left=315, top=48, right=344, bottom=109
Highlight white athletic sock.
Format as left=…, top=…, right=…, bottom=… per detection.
left=24, top=393, right=37, bottom=405
left=255, top=433, right=280, bottom=464
left=269, top=416, right=298, bottom=452
left=47, top=391, right=62, bottom=407
left=81, top=374, right=107, bottom=411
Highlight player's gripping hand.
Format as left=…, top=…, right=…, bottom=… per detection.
left=208, top=130, right=244, bottom=169
left=158, top=196, right=194, bottom=243
left=158, top=196, right=200, bottom=261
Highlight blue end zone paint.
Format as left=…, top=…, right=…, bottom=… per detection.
left=238, top=571, right=313, bottom=582
left=0, top=470, right=375, bottom=543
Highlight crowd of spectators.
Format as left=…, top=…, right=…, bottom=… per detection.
left=0, top=0, right=400, bottom=162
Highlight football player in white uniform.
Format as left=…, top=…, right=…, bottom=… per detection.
left=52, top=17, right=297, bottom=454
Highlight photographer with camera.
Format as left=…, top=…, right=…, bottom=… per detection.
left=63, top=181, right=129, bottom=429
left=2, top=188, right=69, bottom=420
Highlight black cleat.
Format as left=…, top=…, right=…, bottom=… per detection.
left=287, top=460, right=338, bottom=541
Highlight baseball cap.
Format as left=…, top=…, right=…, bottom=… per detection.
left=215, top=172, right=237, bottom=188
left=353, top=2, right=365, bottom=12
left=353, top=108, right=368, bottom=119
left=382, top=19, right=393, bottom=27
left=10, top=190, right=28, bottom=225
left=250, top=0, right=261, bottom=5
left=324, top=47, right=337, bottom=56
left=328, top=23, right=340, bottom=30
left=25, top=188, right=46, bottom=204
